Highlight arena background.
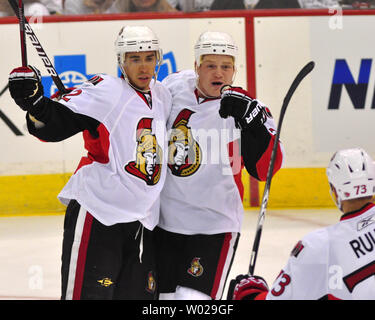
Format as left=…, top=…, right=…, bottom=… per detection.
left=0, top=9, right=374, bottom=216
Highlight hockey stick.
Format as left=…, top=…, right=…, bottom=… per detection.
left=0, top=109, right=24, bottom=136
left=0, top=84, right=23, bottom=135
left=248, top=61, right=315, bottom=276
left=8, top=0, right=68, bottom=94
left=17, top=0, right=27, bottom=66
left=0, top=84, right=9, bottom=97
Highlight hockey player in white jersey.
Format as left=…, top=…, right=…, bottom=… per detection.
left=155, top=31, right=284, bottom=300
left=8, top=26, right=171, bottom=299
left=229, top=148, right=375, bottom=300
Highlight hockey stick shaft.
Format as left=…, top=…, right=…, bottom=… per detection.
left=0, top=84, right=9, bottom=97
left=0, top=109, right=23, bottom=136
left=0, top=84, right=23, bottom=135
left=17, top=0, right=27, bottom=66
left=248, top=61, right=315, bottom=276
left=8, top=0, right=68, bottom=94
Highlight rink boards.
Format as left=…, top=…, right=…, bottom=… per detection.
left=0, top=9, right=374, bottom=215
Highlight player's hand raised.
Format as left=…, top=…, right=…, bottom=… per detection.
left=227, top=274, right=269, bottom=300
left=9, top=66, right=44, bottom=111
left=219, top=85, right=266, bottom=131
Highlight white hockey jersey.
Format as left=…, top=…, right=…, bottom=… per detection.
left=158, top=70, right=245, bottom=235
left=57, top=74, right=172, bottom=229
left=267, top=203, right=375, bottom=300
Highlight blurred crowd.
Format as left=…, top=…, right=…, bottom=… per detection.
left=0, top=0, right=374, bottom=17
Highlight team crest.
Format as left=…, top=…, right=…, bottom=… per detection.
left=97, top=277, right=114, bottom=287
left=187, top=258, right=204, bottom=277
left=168, top=109, right=201, bottom=177
left=146, top=271, right=156, bottom=294
left=125, top=118, right=163, bottom=185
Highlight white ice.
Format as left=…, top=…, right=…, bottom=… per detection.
left=0, top=208, right=340, bottom=300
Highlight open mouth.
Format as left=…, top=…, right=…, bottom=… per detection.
left=211, top=81, right=224, bottom=87
left=138, top=76, right=151, bottom=82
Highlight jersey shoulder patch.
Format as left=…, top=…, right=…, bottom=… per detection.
left=290, top=240, right=305, bottom=258
left=82, top=74, right=119, bottom=88
left=87, top=75, right=104, bottom=86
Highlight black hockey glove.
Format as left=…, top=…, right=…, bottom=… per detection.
left=227, top=274, right=269, bottom=300
left=9, top=66, right=44, bottom=112
left=219, top=85, right=266, bottom=131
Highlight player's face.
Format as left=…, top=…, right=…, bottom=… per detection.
left=123, top=51, right=157, bottom=90
left=196, top=55, right=235, bottom=98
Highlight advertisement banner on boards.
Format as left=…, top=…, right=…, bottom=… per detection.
left=310, top=15, right=375, bottom=154
left=254, top=14, right=375, bottom=168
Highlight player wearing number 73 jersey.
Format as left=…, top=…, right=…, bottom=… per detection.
left=229, top=148, right=375, bottom=300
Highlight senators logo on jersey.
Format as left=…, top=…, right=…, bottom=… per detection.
left=125, top=118, right=163, bottom=185
left=146, top=271, right=156, bottom=294
left=187, top=257, right=204, bottom=277
left=168, top=109, right=201, bottom=177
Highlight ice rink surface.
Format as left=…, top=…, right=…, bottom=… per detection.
left=0, top=208, right=340, bottom=300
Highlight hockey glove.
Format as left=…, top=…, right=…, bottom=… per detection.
left=219, top=86, right=266, bottom=131
left=9, top=66, right=44, bottom=111
left=227, top=274, right=269, bottom=300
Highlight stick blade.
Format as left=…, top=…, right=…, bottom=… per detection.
left=283, top=61, right=315, bottom=106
